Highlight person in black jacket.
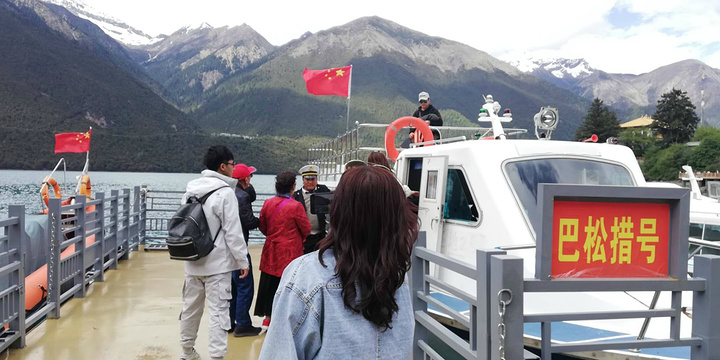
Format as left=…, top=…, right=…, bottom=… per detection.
left=410, top=91, right=443, bottom=143
left=293, top=165, right=331, bottom=254
left=229, top=164, right=262, bottom=337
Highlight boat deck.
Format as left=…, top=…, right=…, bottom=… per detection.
left=4, top=245, right=267, bottom=360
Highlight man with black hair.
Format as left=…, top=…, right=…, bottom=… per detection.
left=179, top=145, right=250, bottom=360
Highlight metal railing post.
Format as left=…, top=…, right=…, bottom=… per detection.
left=8, top=205, right=26, bottom=348
left=110, top=190, right=119, bottom=269
left=489, top=255, right=524, bottom=360
left=74, top=195, right=87, bottom=298
left=132, top=186, right=141, bottom=251
left=120, top=188, right=131, bottom=260
left=47, top=198, right=62, bottom=319
left=477, top=249, right=507, bottom=359
left=96, top=192, right=106, bottom=282
left=411, top=232, right=429, bottom=360
left=140, top=186, right=147, bottom=245
left=692, top=255, right=720, bottom=360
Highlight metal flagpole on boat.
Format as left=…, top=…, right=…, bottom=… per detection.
left=76, top=126, right=91, bottom=194
left=346, top=65, right=352, bottom=132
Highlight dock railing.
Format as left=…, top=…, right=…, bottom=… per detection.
left=411, top=232, right=720, bottom=360
left=0, top=186, right=146, bottom=352
left=143, top=188, right=272, bottom=246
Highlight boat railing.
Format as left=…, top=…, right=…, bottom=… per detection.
left=410, top=232, right=720, bottom=360
left=144, top=188, right=272, bottom=247
left=307, top=122, right=528, bottom=182
left=0, top=186, right=145, bottom=352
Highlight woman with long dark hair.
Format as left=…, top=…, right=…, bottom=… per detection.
left=259, top=166, right=419, bottom=359
left=254, top=171, right=311, bottom=331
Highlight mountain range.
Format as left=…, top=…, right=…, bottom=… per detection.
left=509, top=57, right=719, bottom=126
left=2, top=0, right=718, bottom=173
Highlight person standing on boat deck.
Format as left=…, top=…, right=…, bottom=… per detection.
left=259, top=166, right=419, bottom=360
left=367, top=151, right=417, bottom=198
left=228, top=164, right=262, bottom=337
left=292, top=165, right=331, bottom=254
left=408, top=91, right=443, bottom=144
left=179, top=145, right=250, bottom=360
left=255, top=171, right=311, bottom=331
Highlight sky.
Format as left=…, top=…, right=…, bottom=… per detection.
left=85, top=0, right=720, bottom=75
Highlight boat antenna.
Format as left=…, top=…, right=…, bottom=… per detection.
left=477, top=94, right=508, bottom=139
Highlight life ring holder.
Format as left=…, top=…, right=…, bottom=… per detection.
left=384, top=116, right=435, bottom=161
left=41, top=177, right=62, bottom=207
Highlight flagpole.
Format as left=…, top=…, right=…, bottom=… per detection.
left=346, top=65, right=352, bottom=132
left=77, top=127, right=91, bottom=194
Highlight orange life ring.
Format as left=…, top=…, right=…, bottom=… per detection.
left=78, top=174, right=91, bottom=198
left=41, top=177, right=62, bottom=207
left=385, top=116, right=435, bottom=161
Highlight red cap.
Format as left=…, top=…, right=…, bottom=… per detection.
left=232, top=164, right=257, bottom=179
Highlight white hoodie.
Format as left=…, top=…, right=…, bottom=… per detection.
left=181, top=170, right=249, bottom=276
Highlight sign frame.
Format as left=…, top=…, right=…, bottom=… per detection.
left=534, top=184, right=690, bottom=280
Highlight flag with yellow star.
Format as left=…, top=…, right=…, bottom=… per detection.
left=302, top=65, right=352, bottom=97
left=54, top=129, right=92, bottom=154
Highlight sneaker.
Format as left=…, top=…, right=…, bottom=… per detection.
left=233, top=326, right=262, bottom=337
left=180, top=348, right=201, bottom=360
left=262, top=318, right=270, bottom=327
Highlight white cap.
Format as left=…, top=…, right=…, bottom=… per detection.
left=418, top=92, right=430, bottom=101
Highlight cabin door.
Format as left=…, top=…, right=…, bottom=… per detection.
left=418, top=156, right=448, bottom=255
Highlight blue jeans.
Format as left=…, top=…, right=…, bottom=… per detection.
left=230, top=254, right=254, bottom=328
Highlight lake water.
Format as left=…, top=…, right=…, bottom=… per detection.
left=0, top=170, right=281, bottom=237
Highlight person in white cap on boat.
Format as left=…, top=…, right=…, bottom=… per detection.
left=292, top=165, right=332, bottom=254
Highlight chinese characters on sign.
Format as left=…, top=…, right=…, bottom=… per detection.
left=552, top=201, right=670, bottom=278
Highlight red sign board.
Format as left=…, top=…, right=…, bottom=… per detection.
left=551, top=201, right=670, bottom=278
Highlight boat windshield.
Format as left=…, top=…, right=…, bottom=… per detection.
left=505, top=158, right=635, bottom=235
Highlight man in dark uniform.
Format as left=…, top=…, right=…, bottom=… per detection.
left=292, top=165, right=331, bottom=254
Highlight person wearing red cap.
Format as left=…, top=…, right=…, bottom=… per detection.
left=229, top=163, right=262, bottom=337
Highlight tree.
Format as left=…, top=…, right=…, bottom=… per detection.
left=619, top=128, right=654, bottom=158
left=652, top=88, right=700, bottom=145
left=575, top=98, right=620, bottom=143
left=691, top=127, right=720, bottom=171
left=642, top=144, right=692, bottom=180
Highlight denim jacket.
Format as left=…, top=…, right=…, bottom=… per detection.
left=259, top=250, right=414, bottom=360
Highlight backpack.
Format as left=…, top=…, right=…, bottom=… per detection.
left=166, top=186, right=229, bottom=261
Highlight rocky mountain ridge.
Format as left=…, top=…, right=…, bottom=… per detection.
left=510, top=57, right=720, bottom=125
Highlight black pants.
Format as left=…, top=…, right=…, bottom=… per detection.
left=303, top=232, right=327, bottom=254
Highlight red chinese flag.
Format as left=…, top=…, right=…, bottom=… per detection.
left=55, top=129, right=91, bottom=153
left=302, top=66, right=351, bottom=97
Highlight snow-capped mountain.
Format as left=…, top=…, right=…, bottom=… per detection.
left=508, top=56, right=595, bottom=79
left=42, top=0, right=161, bottom=46
left=507, top=55, right=720, bottom=126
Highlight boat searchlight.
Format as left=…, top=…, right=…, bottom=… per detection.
left=534, top=106, right=558, bottom=139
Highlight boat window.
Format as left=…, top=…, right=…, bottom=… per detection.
left=690, top=223, right=720, bottom=255
left=407, top=159, right=423, bottom=191
left=425, top=171, right=438, bottom=199
left=505, top=158, right=634, bottom=234
left=444, top=169, right=478, bottom=222
left=704, top=224, right=720, bottom=241
left=690, top=223, right=704, bottom=239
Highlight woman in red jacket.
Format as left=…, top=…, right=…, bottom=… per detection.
left=255, top=171, right=311, bottom=330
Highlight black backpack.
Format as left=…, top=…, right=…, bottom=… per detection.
left=166, top=186, right=228, bottom=261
